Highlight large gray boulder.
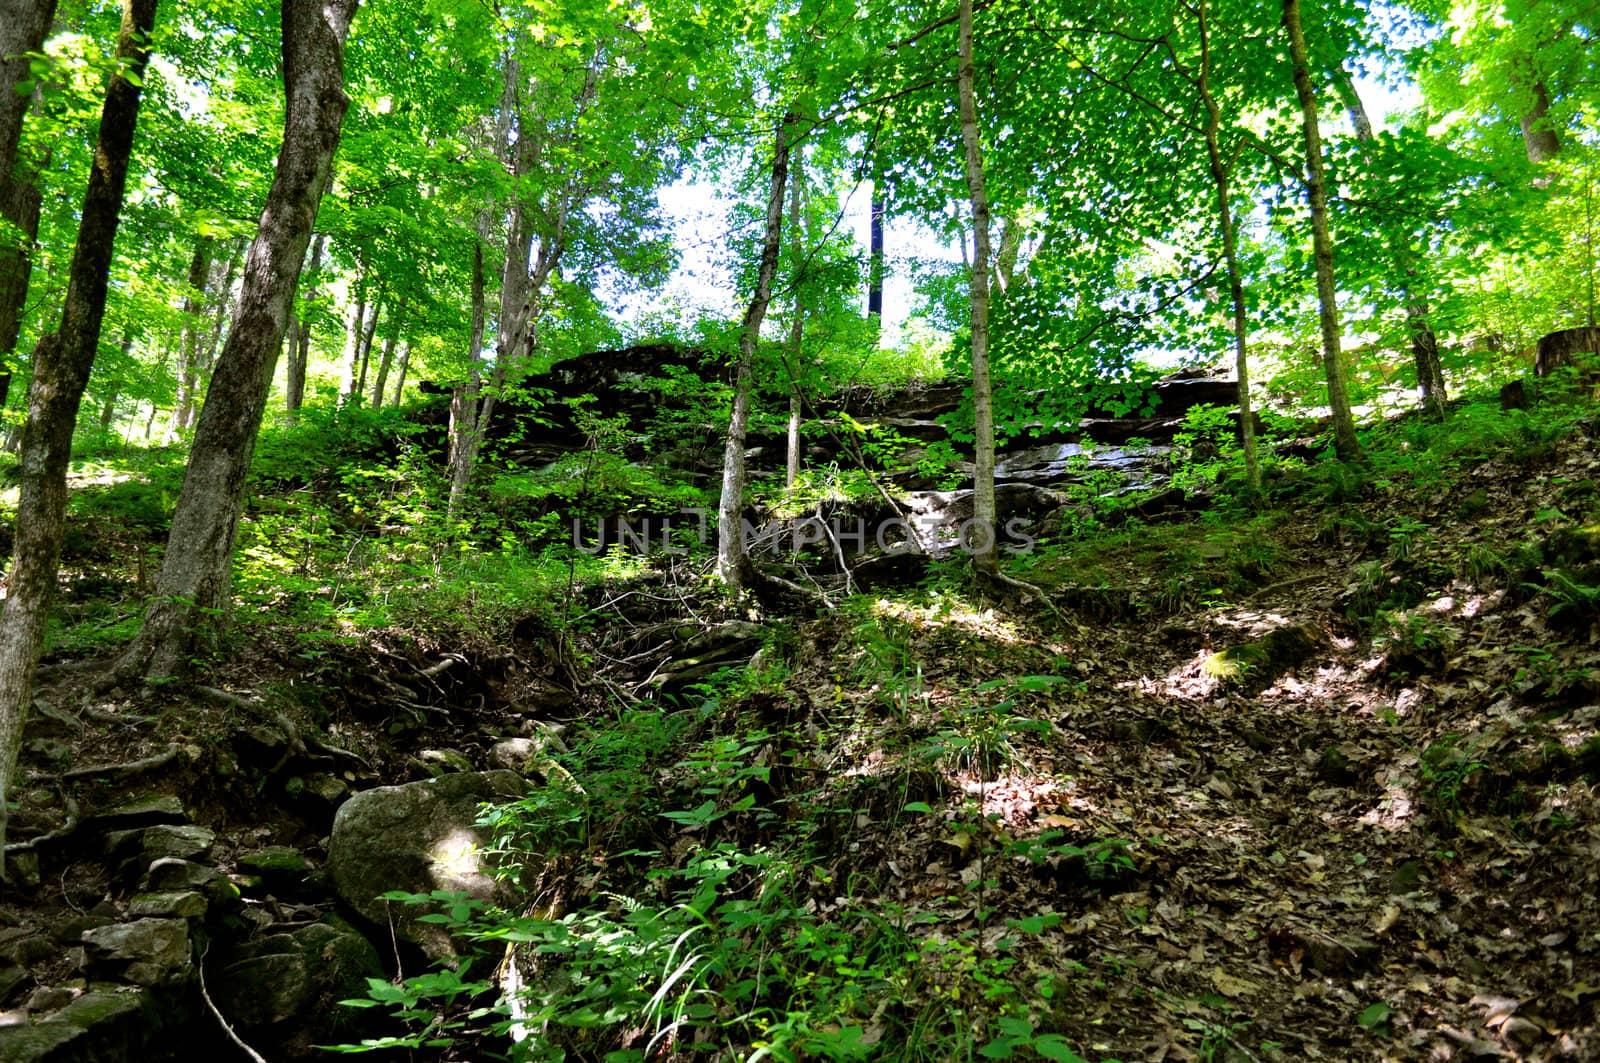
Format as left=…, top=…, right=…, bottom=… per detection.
left=327, top=770, right=527, bottom=958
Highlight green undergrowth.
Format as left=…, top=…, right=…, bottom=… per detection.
left=329, top=657, right=1133, bottom=1062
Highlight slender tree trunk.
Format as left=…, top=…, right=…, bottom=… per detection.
left=98, top=330, right=134, bottom=434
left=1519, top=78, right=1560, bottom=163
left=867, top=178, right=885, bottom=334
left=993, top=216, right=1022, bottom=294
left=958, top=0, right=999, bottom=576
left=0, top=0, right=157, bottom=867
left=786, top=147, right=805, bottom=490
left=717, top=112, right=793, bottom=592
left=0, top=0, right=60, bottom=411
left=446, top=54, right=516, bottom=520
left=1195, top=0, right=1259, bottom=490
left=1331, top=68, right=1373, bottom=141
left=286, top=231, right=324, bottom=421
left=117, top=0, right=359, bottom=681
left=1283, top=0, right=1362, bottom=463
left=172, top=235, right=215, bottom=435
left=200, top=238, right=242, bottom=379
left=338, top=280, right=367, bottom=402
left=390, top=340, right=410, bottom=405
left=447, top=237, right=487, bottom=520
left=370, top=297, right=403, bottom=409
left=354, top=290, right=381, bottom=401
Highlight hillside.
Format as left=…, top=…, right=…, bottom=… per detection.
left=1, top=371, right=1597, bottom=1062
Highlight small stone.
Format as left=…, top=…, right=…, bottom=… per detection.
left=127, top=891, right=208, bottom=919
left=0, top=965, right=28, bottom=1006
left=0, top=935, right=54, bottom=967
left=81, top=919, right=191, bottom=987
left=417, top=748, right=474, bottom=775
left=106, top=824, right=215, bottom=881
left=1501, top=1016, right=1545, bottom=1053
left=303, top=772, right=349, bottom=806
left=21, top=739, right=71, bottom=768
left=4, top=851, right=40, bottom=891
left=24, top=986, right=74, bottom=1014
left=82, top=794, right=187, bottom=833
left=238, top=847, right=308, bottom=880
left=51, top=916, right=114, bottom=946
left=487, top=738, right=542, bottom=775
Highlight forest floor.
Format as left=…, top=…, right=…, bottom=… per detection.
left=3, top=392, right=1599, bottom=1062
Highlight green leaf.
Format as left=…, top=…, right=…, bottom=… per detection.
left=903, top=801, right=936, bottom=813
left=1031, top=1035, right=1089, bottom=1062
left=1357, top=1002, right=1393, bottom=1030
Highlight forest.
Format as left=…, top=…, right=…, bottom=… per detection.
left=0, top=0, right=1598, bottom=1058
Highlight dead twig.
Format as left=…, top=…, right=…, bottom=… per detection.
left=198, top=944, right=269, bottom=1063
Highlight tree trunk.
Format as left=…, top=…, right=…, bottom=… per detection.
left=172, top=235, right=215, bottom=435
left=98, top=331, right=134, bottom=435
left=285, top=231, right=324, bottom=420
left=200, top=238, right=242, bottom=380
left=0, top=0, right=157, bottom=867
left=1196, top=0, right=1259, bottom=491
left=786, top=146, right=805, bottom=490
left=1283, top=0, right=1362, bottom=463
left=117, top=0, right=359, bottom=681
left=867, top=181, right=885, bottom=331
left=446, top=54, right=517, bottom=521
left=1331, top=68, right=1374, bottom=141
left=370, top=297, right=403, bottom=408
left=993, top=216, right=1022, bottom=294
left=390, top=340, right=410, bottom=405
left=338, top=280, right=367, bottom=402
left=958, top=0, right=999, bottom=576
left=447, top=237, right=487, bottom=520
left=1519, top=78, right=1560, bottom=163
left=353, top=290, right=381, bottom=403
left=1343, top=72, right=1449, bottom=418
left=717, top=111, right=793, bottom=592
left=0, top=0, right=60, bottom=411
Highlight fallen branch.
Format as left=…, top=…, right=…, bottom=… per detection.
left=198, top=944, right=269, bottom=1063
left=64, top=744, right=182, bottom=780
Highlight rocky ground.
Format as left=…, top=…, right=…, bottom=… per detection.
left=0, top=390, right=1597, bottom=1061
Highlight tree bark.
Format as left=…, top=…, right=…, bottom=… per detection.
left=867, top=181, right=885, bottom=330
left=0, top=0, right=157, bottom=867
left=1283, top=0, right=1362, bottom=463
left=285, top=231, right=324, bottom=420
left=786, top=146, right=805, bottom=491
left=717, top=111, right=793, bottom=592
left=447, top=236, right=487, bottom=520
left=958, top=0, right=999, bottom=576
left=338, top=279, right=366, bottom=402
left=446, top=54, right=516, bottom=521
left=172, top=234, right=215, bottom=435
left=1195, top=0, right=1259, bottom=490
left=0, top=0, right=60, bottom=411
left=200, top=238, right=241, bottom=380
left=117, top=0, right=359, bottom=681
left=390, top=340, right=410, bottom=405
left=1519, top=78, right=1560, bottom=163
left=353, top=289, right=382, bottom=401
left=370, top=297, right=403, bottom=408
